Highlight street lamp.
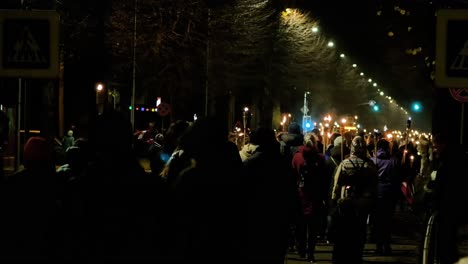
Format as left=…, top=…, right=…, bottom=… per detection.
left=96, top=82, right=104, bottom=114
left=243, top=107, right=249, bottom=146
left=302, top=91, right=311, bottom=133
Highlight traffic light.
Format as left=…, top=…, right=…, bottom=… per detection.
left=412, top=102, right=422, bottom=112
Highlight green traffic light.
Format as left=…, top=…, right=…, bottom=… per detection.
left=373, top=105, right=380, bottom=111
left=412, top=102, right=421, bottom=112
left=129, top=106, right=132, bottom=110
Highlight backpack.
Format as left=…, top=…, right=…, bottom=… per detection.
left=298, top=154, right=321, bottom=192
left=340, top=159, right=373, bottom=199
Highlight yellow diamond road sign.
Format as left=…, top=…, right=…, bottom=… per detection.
left=436, top=9, right=468, bottom=88
left=0, top=10, right=59, bottom=78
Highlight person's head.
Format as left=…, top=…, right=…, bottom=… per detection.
left=304, top=132, right=319, bottom=150
left=148, top=122, right=155, bottom=129
left=164, top=120, right=189, bottom=153
left=178, top=117, right=227, bottom=158
left=329, top=132, right=341, bottom=145
left=252, top=127, right=278, bottom=151
left=23, top=136, right=54, bottom=172
left=376, top=138, right=390, bottom=152
left=96, top=110, right=133, bottom=155
left=334, top=136, right=343, bottom=147
left=288, top=122, right=302, bottom=135
left=351, top=136, right=367, bottom=158
left=432, top=133, right=448, bottom=160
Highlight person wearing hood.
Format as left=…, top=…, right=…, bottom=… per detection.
left=279, top=122, right=304, bottom=158
left=239, top=129, right=259, bottom=161
left=370, top=138, right=402, bottom=255
left=330, top=136, right=378, bottom=264
left=242, top=127, right=295, bottom=263
left=291, top=132, right=326, bottom=263
left=278, top=122, right=305, bottom=252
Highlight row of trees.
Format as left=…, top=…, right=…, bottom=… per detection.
left=5, top=0, right=412, bottom=131
left=84, top=0, right=406, bottom=129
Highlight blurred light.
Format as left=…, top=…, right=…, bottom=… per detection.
left=412, top=102, right=422, bottom=112
left=327, top=41, right=335, bottom=47
left=368, top=79, right=372, bottom=83
left=380, top=91, right=384, bottom=96
left=340, top=54, right=345, bottom=58
left=141, top=107, right=145, bottom=111
left=341, top=118, right=347, bottom=124
left=373, top=83, right=377, bottom=87
left=373, top=105, right=380, bottom=112
left=305, top=122, right=311, bottom=128
left=312, top=26, right=319, bottom=33
left=360, top=72, right=364, bottom=76
left=129, top=106, right=132, bottom=110
left=352, top=64, right=357, bottom=68
left=96, top=83, right=104, bottom=91
left=244, top=107, right=249, bottom=112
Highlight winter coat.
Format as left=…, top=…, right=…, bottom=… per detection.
left=291, top=146, right=327, bottom=218
left=239, top=143, right=259, bottom=161
left=372, top=148, right=402, bottom=199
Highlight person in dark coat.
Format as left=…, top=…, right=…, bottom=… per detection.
left=278, top=122, right=304, bottom=251
left=63, top=110, right=167, bottom=262
left=370, top=138, right=402, bottom=255
left=0, top=136, right=60, bottom=262
left=427, top=134, right=468, bottom=264
left=291, top=132, right=327, bottom=263
left=162, top=117, right=244, bottom=264
left=242, top=127, right=296, bottom=263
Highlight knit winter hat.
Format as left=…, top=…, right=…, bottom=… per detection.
left=334, top=136, right=343, bottom=147
left=23, top=136, right=53, bottom=162
left=351, top=136, right=367, bottom=157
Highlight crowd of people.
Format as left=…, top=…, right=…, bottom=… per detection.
left=0, top=109, right=466, bottom=264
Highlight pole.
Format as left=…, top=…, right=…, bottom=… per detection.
left=461, top=102, right=465, bottom=145
left=16, top=78, right=22, bottom=171
left=303, top=92, right=307, bottom=116
left=131, top=0, right=137, bottom=130
left=243, top=110, right=247, bottom=146
left=205, top=8, right=211, bottom=117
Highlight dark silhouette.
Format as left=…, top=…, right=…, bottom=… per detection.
left=242, top=127, right=296, bottom=263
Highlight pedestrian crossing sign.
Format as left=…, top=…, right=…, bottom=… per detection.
left=0, top=10, right=59, bottom=78
left=436, top=9, right=468, bottom=88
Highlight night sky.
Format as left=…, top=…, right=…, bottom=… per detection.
left=296, top=0, right=438, bottom=130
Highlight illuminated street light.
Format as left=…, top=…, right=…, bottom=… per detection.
left=412, top=102, right=422, bottom=112
left=96, top=83, right=104, bottom=92
left=380, top=91, right=384, bottom=96
left=95, top=82, right=105, bottom=113
left=243, top=107, right=249, bottom=146
left=360, top=72, right=364, bottom=76
left=327, top=41, right=335, bottom=47
left=352, top=64, right=357, bottom=68
left=312, top=26, right=319, bottom=33
left=340, top=53, right=345, bottom=58
left=373, top=83, right=377, bottom=87
left=368, top=78, right=372, bottom=83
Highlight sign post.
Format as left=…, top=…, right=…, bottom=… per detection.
left=0, top=10, right=59, bottom=170
left=0, top=10, right=59, bottom=78
left=436, top=9, right=468, bottom=145
left=435, top=9, right=468, bottom=89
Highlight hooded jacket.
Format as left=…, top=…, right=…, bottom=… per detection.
left=372, top=148, right=402, bottom=198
